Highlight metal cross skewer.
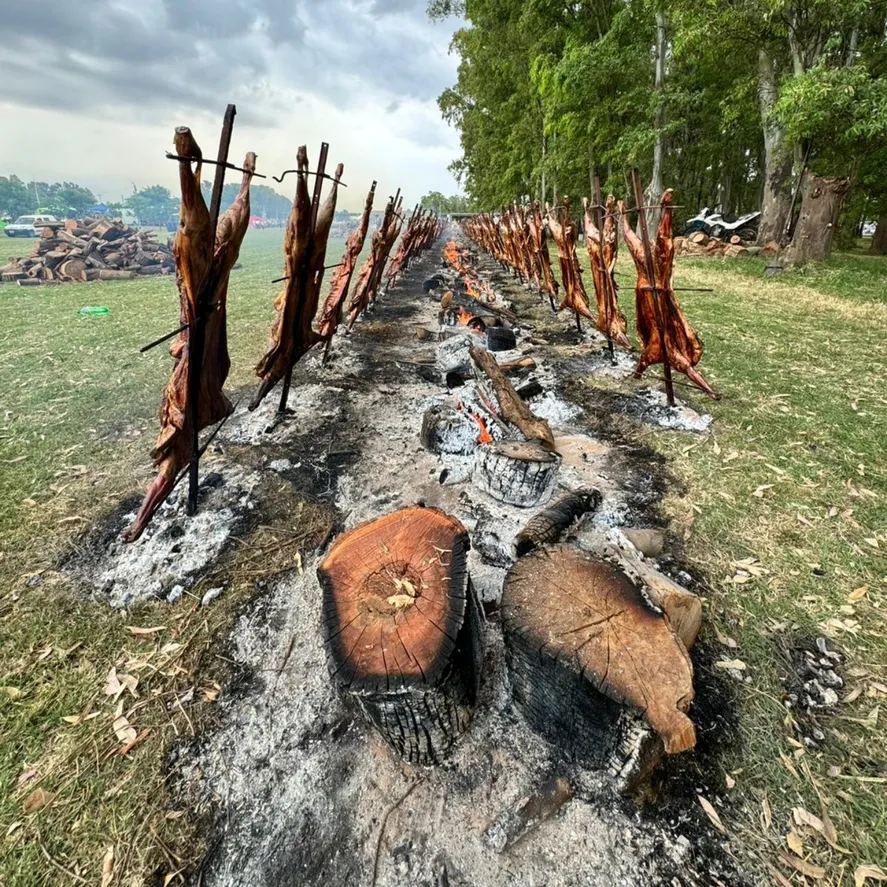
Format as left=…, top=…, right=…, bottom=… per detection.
left=186, top=103, right=236, bottom=516
left=165, top=152, right=267, bottom=179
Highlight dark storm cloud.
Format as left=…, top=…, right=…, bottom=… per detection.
left=1, top=0, right=454, bottom=132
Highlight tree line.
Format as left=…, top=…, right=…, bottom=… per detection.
left=0, top=175, right=298, bottom=227
left=429, top=0, right=887, bottom=254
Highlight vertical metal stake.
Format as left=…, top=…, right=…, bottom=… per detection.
left=187, top=103, right=236, bottom=516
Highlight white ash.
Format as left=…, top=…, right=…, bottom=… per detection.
left=86, top=465, right=259, bottom=609
left=634, top=387, right=713, bottom=433
left=436, top=333, right=482, bottom=372
left=526, top=390, right=582, bottom=428
left=180, top=562, right=683, bottom=887
left=268, top=458, right=294, bottom=472
left=222, top=383, right=346, bottom=446
left=201, top=586, right=224, bottom=607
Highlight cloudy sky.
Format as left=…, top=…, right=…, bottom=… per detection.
left=1, top=0, right=462, bottom=210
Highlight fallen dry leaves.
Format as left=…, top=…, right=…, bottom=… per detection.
left=22, top=787, right=55, bottom=815
left=778, top=850, right=825, bottom=880
left=697, top=796, right=727, bottom=834
left=856, top=864, right=887, bottom=887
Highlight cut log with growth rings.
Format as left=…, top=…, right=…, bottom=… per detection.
left=473, top=440, right=560, bottom=507
left=318, top=506, right=483, bottom=765
left=502, top=545, right=695, bottom=790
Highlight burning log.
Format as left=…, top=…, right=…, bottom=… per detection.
left=317, top=182, right=376, bottom=359
left=502, top=546, right=696, bottom=790
left=469, top=347, right=555, bottom=449
left=583, top=195, right=630, bottom=348
left=251, top=148, right=343, bottom=409
left=547, top=198, right=596, bottom=330
left=474, top=440, right=561, bottom=507
left=619, top=191, right=718, bottom=399
left=124, top=132, right=255, bottom=541
left=318, top=506, right=483, bottom=764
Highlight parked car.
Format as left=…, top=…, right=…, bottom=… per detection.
left=4, top=214, right=60, bottom=237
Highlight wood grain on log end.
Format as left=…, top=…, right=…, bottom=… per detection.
left=502, top=545, right=695, bottom=776
left=318, top=506, right=483, bottom=764
left=473, top=440, right=561, bottom=507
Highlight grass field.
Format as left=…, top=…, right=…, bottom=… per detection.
left=1, top=232, right=886, bottom=885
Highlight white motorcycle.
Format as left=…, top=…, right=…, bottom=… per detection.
left=682, top=207, right=760, bottom=241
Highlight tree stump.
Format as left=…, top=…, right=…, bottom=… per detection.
left=502, top=545, right=695, bottom=791
left=318, top=506, right=483, bottom=764
left=473, top=440, right=560, bottom=507
left=783, top=172, right=851, bottom=264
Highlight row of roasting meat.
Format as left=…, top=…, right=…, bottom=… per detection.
left=460, top=194, right=717, bottom=400
left=124, top=129, right=442, bottom=542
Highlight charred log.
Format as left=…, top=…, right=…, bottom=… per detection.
left=502, top=546, right=695, bottom=790
left=473, top=440, right=560, bottom=507
left=514, top=488, right=602, bottom=556
left=318, top=506, right=483, bottom=765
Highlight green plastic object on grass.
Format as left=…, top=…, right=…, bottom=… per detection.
left=79, top=306, right=110, bottom=316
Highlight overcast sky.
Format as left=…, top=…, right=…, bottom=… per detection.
left=1, top=0, right=462, bottom=210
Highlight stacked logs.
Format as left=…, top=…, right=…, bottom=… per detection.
left=0, top=218, right=175, bottom=285
left=675, top=232, right=777, bottom=258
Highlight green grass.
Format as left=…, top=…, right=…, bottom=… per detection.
left=2, top=236, right=886, bottom=885
left=619, top=254, right=887, bottom=883
left=0, top=228, right=346, bottom=886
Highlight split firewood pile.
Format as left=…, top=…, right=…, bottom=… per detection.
left=676, top=231, right=779, bottom=258
left=461, top=171, right=719, bottom=402
left=0, top=217, right=175, bottom=286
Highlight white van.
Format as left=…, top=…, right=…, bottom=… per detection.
left=5, top=214, right=60, bottom=237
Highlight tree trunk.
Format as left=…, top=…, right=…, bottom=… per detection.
left=645, top=11, right=668, bottom=231
left=756, top=49, right=793, bottom=244
left=782, top=173, right=851, bottom=264
left=318, top=506, right=483, bottom=765
left=869, top=212, right=887, bottom=255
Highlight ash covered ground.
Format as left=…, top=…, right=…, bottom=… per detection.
left=67, top=235, right=745, bottom=886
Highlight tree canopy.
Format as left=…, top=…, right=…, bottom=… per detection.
left=0, top=176, right=96, bottom=219
left=430, top=0, right=887, bottom=248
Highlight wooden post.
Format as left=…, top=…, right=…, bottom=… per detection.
left=278, top=141, right=329, bottom=413
left=592, top=175, right=616, bottom=364
left=187, top=103, right=235, bottom=516
left=631, top=168, right=674, bottom=406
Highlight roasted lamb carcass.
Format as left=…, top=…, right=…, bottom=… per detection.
left=528, top=201, right=558, bottom=309
left=316, top=180, right=376, bottom=355
left=346, top=194, right=398, bottom=329
left=547, top=197, right=595, bottom=326
left=619, top=190, right=718, bottom=398
left=124, top=131, right=255, bottom=542
left=250, top=150, right=343, bottom=409
left=583, top=195, right=631, bottom=348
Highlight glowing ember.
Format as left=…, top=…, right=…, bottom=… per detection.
left=470, top=413, right=494, bottom=444
left=457, top=305, right=476, bottom=326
